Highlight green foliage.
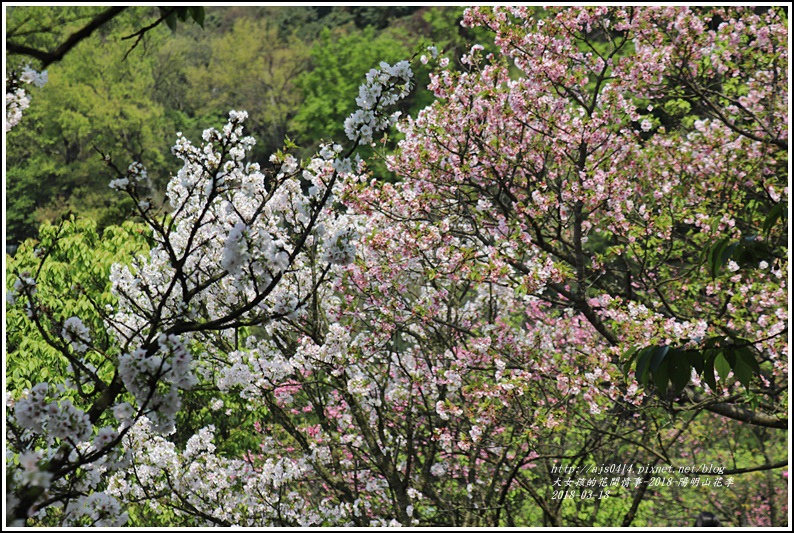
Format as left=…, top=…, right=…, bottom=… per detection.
left=6, top=6, right=474, bottom=244
left=5, top=6, right=116, bottom=69
left=343, top=6, right=421, bottom=30
left=160, top=6, right=205, bottom=32
left=421, top=7, right=501, bottom=66
left=623, top=336, right=763, bottom=394
left=6, top=216, right=151, bottom=393
left=264, top=6, right=420, bottom=36
left=291, top=25, right=413, bottom=145
left=179, top=17, right=310, bottom=159
left=5, top=9, right=180, bottom=245
left=761, top=201, right=787, bottom=241
left=703, top=235, right=774, bottom=279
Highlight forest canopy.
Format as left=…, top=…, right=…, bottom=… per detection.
left=6, top=5, right=490, bottom=247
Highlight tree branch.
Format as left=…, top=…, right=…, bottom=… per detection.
left=6, top=6, right=127, bottom=67
left=683, top=388, right=787, bottom=429
left=699, top=459, right=788, bottom=476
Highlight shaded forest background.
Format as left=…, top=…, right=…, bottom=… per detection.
left=6, top=5, right=493, bottom=249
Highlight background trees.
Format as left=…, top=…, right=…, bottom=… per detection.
left=6, top=33, right=174, bottom=244
left=5, top=5, right=789, bottom=528
left=5, top=5, right=459, bottom=247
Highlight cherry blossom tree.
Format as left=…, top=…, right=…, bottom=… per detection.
left=6, top=59, right=413, bottom=525
left=361, top=6, right=788, bottom=523
left=5, top=6, right=788, bottom=528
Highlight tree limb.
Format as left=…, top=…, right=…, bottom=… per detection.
left=699, top=459, right=788, bottom=476
left=6, top=7, right=127, bottom=67
left=683, top=388, right=787, bottom=429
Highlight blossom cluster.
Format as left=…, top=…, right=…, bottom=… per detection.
left=322, top=226, right=358, bottom=265
left=6, top=270, right=36, bottom=306
left=118, top=333, right=196, bottom=434
left=62, top=316, right=92, bottom=353
left=344, top=61, right=413, bottom=144
left=5, top=65, right=47, bottom=131
left=108, top=161, right=148, bottom=191
left=12, top=383, right=99, bottom=455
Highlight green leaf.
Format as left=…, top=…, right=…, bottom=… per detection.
left=687, top=349, right=705, bottom=374
left=707, top=237, right=741, bottom=278
left=720, top=241, right=739, bottom=267
left=702, top=350, right=718, bottom=391
left=649, top=345, right=670, bottom=373
left=635, top=347, right=653, bottom=385
left=706, top=237, right=729, bottom=278
left=762, top=201, right=787, bottom=239
left=652, top=356, right=670, bottom=392
left=164, top=10, right=178, bottom=32
left=737, top=345, right=760, bottom=373
left=731, top=345, right=760, bottom=389
left=622, top=347, right=638, bottom=376
left=714, top=351, right=731, bottom=382
left=731, top=353, right=753, bottom=388
left=723, top=346, right=737, bottom=368
left=668, top=351, right=691, bottom=396
left=189, top=7, right=205, bottom=28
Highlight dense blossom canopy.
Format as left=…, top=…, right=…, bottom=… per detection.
left=5, top=6, right=788, bottom=527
